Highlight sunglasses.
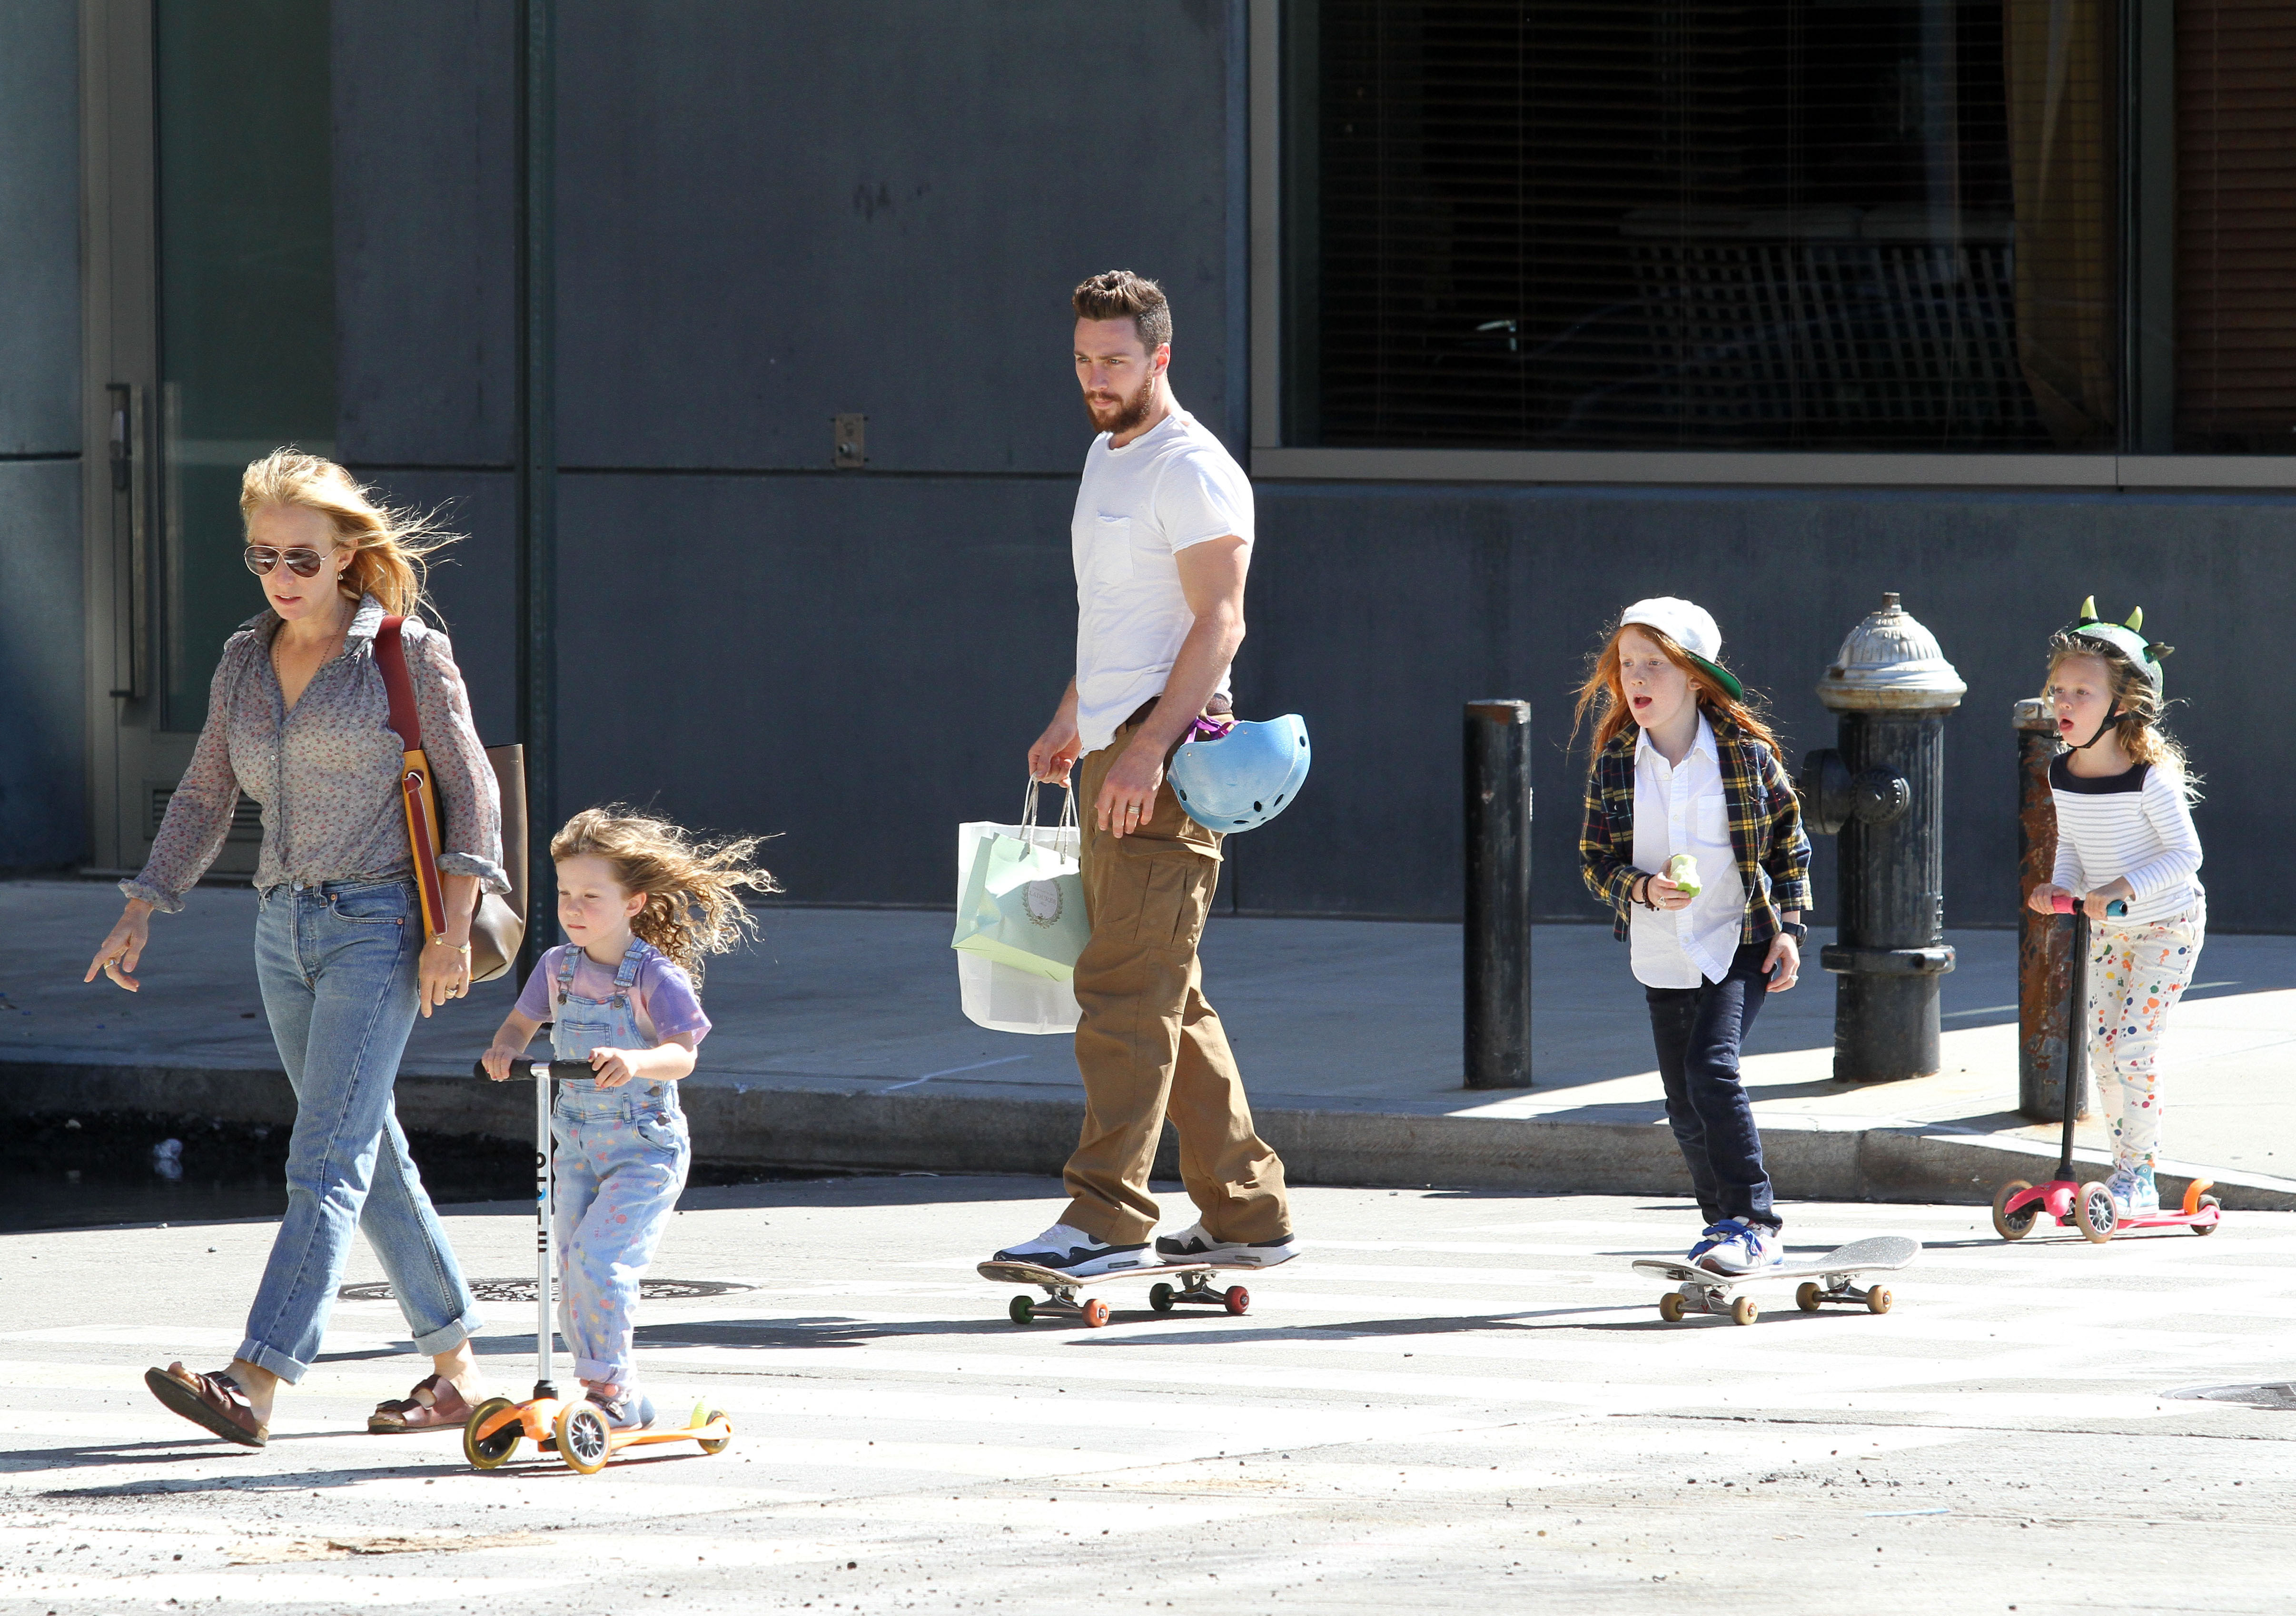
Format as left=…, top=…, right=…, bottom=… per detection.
left=244, top=545, right=331, bottom=579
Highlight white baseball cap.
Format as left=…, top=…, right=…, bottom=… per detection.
left=1618, top=597, right=1744, bottom=700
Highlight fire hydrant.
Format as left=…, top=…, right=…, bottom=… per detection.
left=1798, top=593, right=1966, bottom=1082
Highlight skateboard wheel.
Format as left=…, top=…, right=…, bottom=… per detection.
left=1658, top=1291, right=1686, bottom=1323
left=1223, top=1285, right=1250, bottom=1316
left=1080, top=1297, right=1111, bottom=1328
left=2191, top=1194, right=2221, bottom=1235
left=1866, top=1287, right=1894, bottom=1315
left=1730, top=1296, right=1758, bottom=1327
left=2076, top=1182, right=2118, bottom=1243
left=1991, top=1178, right=2037, bottom=1242
left=1795, top=1282, right=1822, bottom=1313
left=1149, top=1282, right=1176, bottom=1312
left=1008, top=1295, right=1035, bottom=1326
left=555, top=1402, right=611, bottom=1475
left=694, top=1404, right=732, bottom=1457
left=462, top=1396, right=521, bottom=1470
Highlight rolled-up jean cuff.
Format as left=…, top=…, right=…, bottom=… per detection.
left=235, top=1337, right=313, bottom=1386
left=407, top=1306, right=483, bottom=1358
left=574, top=1355, right=628, bottom=1384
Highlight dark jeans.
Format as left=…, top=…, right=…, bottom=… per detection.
left=1644, top=942, right=1780, bottom=1230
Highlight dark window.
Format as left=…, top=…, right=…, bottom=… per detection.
left=1286, top=1, right=2117, bottom=452
left=2177, top=0, right=2296, bottom=454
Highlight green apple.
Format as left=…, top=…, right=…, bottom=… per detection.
left=1664, top=853, right=1702, bottom=897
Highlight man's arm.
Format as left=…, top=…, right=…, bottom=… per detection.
left=1029, top=680, right=1082, bottom=786
left=1096, top=535, right=1248, bottom=837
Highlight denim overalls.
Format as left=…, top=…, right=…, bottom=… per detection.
left=550, top=938, right=693, bottom=1386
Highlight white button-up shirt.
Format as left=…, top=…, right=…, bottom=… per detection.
left=1629, top=714, right=1747, bottom=989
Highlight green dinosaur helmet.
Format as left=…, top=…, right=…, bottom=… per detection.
left=2066, top=596, right=2174, bottom=693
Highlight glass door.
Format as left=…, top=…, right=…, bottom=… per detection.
left=84, top=0, right=334, bottom=874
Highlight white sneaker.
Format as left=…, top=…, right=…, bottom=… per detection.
left=990, top=1224, right=1153, bottom=1277
left=2106, top=1164, right=2160, bottom=1216
left=1154, top=1224, right=1298, bottom=1268
left=1697, top=1221, right=1784, bottom=1275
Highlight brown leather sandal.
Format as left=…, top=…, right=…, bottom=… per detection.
left=368, top=1373, right=476, bottom=1433
left=145, top=1362, right=268, bottom=1448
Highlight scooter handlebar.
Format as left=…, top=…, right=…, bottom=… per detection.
left=2049, top=892, right=2129, bottom=918
left=470, top=1058, right=598, bottom=1079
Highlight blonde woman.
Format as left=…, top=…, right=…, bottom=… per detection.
left=85, top=450, right=508, bottom=1447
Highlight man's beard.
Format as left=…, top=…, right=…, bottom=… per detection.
left=1082, top=370, right=1158, bottom=436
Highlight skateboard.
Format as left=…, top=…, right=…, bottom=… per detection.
left=1631, top=1234, right=1919, bottom=1325
left=979, top=1258, right=1266, bottom=1327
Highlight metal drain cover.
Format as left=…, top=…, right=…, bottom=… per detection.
left=338, top=1277, right=757, bottom=1304
left=2162, top=1382, right=2296, bottom=1409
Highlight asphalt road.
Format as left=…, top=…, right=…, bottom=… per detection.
left=4, top=1178, right=2294, bottom=1613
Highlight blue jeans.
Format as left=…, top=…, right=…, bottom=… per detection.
left=242, top=878, right=481, bottom=1382
left=1644, top=942, right=1780, bottom=1231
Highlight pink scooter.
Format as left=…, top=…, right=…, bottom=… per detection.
left=1991, top=894, right=2222, bottom=1243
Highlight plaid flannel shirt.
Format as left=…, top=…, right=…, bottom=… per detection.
left=1578, top=720, right=1814, bottom=945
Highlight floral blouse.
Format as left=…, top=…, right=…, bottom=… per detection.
left=123, top=595, right=509, bottom=912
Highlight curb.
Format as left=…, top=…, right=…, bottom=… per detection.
left=5, top=1058, right=2290, bottom=1214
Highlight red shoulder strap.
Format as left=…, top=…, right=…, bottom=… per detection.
left=373, top=615, right=424, bottom=749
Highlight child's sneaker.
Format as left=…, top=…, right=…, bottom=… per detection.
left=587, top=1388, right=655, bottom=1431
left=1686, top=1222, right=1741, bottom=1265
left=1698, top=1221, right=1785, bottom=1275
left=1154, top=1224, right=1299, bottom=1268
left=2106, top=1163, right=2160, bottom=1216
left=990, top=1224, right=1153, bottom=1278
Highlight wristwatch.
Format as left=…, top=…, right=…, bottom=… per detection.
left=1779, top=920, right=1809, bottom=941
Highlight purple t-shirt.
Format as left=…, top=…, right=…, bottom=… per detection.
left=514, top=945, right=712, bottom=1047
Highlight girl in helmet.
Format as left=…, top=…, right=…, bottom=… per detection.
left=1575, top=599, right=1812, bottom=1275
left=2027, top=601, right=2204, bottom=1216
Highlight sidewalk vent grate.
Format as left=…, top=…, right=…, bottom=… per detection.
left=338, top=1277, right=759, bottom=1304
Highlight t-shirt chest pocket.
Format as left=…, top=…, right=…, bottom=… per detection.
left=1091, top=514, right=1134, bottom=590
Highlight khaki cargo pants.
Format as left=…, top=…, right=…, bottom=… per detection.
left=1059, top=721, right=1291, bottom=1246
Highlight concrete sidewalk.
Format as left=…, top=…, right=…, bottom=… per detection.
left=5, top=878, right=2291, bottom=1208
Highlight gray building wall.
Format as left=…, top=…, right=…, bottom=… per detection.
left=0, top=0, right=84, bottom=870
left=10, top=1, right=2285, bottom=933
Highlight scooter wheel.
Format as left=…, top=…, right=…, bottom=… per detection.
left=1659, top=1291, right=1687, bottom=1323
left=462, top=1397, right=521, bottom=1470
left=2076, top=1182, right=2119, bottom=1243
left=1796, top=1282, right=1823, bottom=1313
left=1991, top=1179, right=2037, bottom=1242
left=1866, top=1287, right=1894, bottom=1315
left=2191, top=1194, right=2221, bottom=1235
left=1730, top=1296, right=1759, bottom=1327
left=693, top=1402, right=732, bottom=1457
left=555, top=1401, right=612, bottom=1474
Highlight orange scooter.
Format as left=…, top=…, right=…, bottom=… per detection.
left=1992, top=899, right=2222, bottom=1244
left=459, top=1058, right=732, bottom=1473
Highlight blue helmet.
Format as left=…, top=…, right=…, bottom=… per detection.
left=1168, top=715, right=1311, bottom=832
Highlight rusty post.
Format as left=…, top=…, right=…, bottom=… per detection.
left=2015, top=698, right=2084, bottom=1120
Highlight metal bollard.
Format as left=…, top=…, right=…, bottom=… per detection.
left=2015, top=697, right=2085, bottom=1120
left=1799, top=594, right=1964, bottom=1082
left=1464, top=700, right=1532, bottom=1090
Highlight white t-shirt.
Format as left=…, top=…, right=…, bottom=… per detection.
left=1629, top=715, right=1748, bottom=989
left=2048, top=757, right=2205, bottom=925
left=1070, top=408, right=1253, bottom=755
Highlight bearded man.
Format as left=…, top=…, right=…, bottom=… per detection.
left=990, top=270, right=1296, bottom=1277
